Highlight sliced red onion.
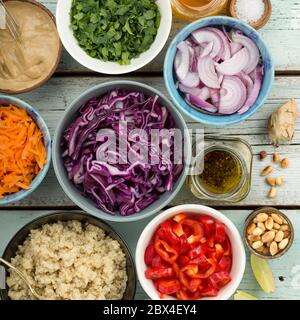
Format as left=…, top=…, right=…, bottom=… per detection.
left=238, top=66, right=263, bottom=114
left=186, top=94, right=218, bottom=113
left=206, top=27, right=231, bottom=61
left=209, top=88, right=220, bottom=105
left=188, top=45, right=196, bottom=72
left=219, top=76, right=247, bottom=114
left=238, top=71, right=254, bottom=96
left=174, top=52, right=181, bottom=70
left=174, top=27, right=262, bottom=116
left=180, top=72, right=200, bottom=88
left=178, top=83, right=203, bottom=96
left=198, top=86, right=211, bottom=101
left=216, top=48, right=249, bottom=76
left=194, top=45, right=202, bottom=58
left=191, top=28, right=223, bottom=59
left=198, top=56, right=220, bottom=89
left=218, top=74, right=224, bottom=84
left=232, top=32, right=260, bottom=74
left=200, top=42, right=214, bottom=58
left=175, top=41, right=190, bottom=81
left=230, top=42, right=243, bottom=56
left=179, top=84, right=210, bottom=101
left=222, top=26, right=231, bottom=41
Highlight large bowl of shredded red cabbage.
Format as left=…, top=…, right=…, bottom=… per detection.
left=53, top=81, right=191, bottom=222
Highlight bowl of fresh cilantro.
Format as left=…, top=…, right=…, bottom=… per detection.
left=56, top=0, right=172, bottom=74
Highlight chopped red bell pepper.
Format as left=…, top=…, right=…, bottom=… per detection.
left=199, top=215, right=215, bottom=237
left=176, top=289, right=201, bottom=300
left=189, top=254, right=210, bottom=268
left=185, top=259, right=217, bottom=279
left=145, top=267, right=175, bottom=280
left=189, top=278, right=202, bottom=292
left=223, top=235, right=232, bottom=256
left=151, top=255, right=164, bottom=268
left=208, top=271, right=232, bottom=289
left=178, top=255, right=190, bottom=267
left=172, top=263, right=180, bottom=277
left=145, top=214, right=233, bottom=300
left=217, top=256, right=232, bottom=273
left=157, top=279, right=181, bottom=295
left=199, top=286, right=219, bottom=297
left=215, top=222, right=226, bottom=243
left=144, top=244, right=155, bottom=266
left=181, top=219, right=204, bottom=245
left=156, top=224, right=180, bottom=246
left=154, top=240, right=179, bottom=264
left=179, top=266, right=202, bottom=293
left=206, top=237, right=215, bottom=248
left=173, top=223, right=185, bottom=237
left=179, top=234, right=191, bottom=253
left=179, top=266, right=193, bottom=291
left=213, top=243, right=224, bottom=261
left=173, top=213, right=187, bottom=223
left=188, top=244, right=206, bottom=259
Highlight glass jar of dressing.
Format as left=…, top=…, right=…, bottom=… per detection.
left=171, top=0, right=228, bottom=21
left=187, top=136, right=253, bottom=203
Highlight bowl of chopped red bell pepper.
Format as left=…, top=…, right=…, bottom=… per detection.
left=136, top=204, right=246, bottom=300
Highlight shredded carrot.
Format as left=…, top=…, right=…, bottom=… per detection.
left=0, top=105, right=47, bottom=198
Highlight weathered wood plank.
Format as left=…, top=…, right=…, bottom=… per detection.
left=41, top=0, right=300, bottom=73
left=2, top=75, right=300, bottom=208
left=0, top=210, right=299, bottom=300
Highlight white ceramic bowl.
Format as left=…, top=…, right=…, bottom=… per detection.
left=56, top=0, right=172, bottom=74
left=136, top=204, right=246, bottom=300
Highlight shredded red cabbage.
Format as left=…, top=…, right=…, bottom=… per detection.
left=61, top=89, right=183, bottom=216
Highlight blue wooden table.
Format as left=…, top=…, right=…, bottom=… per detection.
left=1, top=0, right=300, bottom=300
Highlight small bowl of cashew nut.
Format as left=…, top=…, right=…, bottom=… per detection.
left=244, top=207, right=294, bottom=259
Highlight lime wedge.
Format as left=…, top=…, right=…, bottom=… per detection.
left=251, top=254, right=276, bottom=294
left=234, top=290, right=258, bottom=300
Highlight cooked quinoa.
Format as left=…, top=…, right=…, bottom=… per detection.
left=6, top=220, right=128, bottom=300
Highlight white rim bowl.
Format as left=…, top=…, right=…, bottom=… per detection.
left=136, top=204, right=246, bottom=300
left=56, top=0, right=172, bottom=74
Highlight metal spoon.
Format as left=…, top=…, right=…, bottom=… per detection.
left=0, top=257, right=43, bottom=300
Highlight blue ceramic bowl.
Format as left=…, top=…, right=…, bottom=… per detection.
left=164, top=16, right=274, bottom=126
left=0, top=96, right=51, bottom=205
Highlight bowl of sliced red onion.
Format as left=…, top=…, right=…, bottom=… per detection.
left=164, top=16, right=274, bottom=126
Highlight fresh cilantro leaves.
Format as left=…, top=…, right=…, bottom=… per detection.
left=70, top=0, right=161, bottom=65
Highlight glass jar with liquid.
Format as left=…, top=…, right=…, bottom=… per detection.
left=171, top=0, right=228, bottom=21
left=187, top=136, right=253, bottom=203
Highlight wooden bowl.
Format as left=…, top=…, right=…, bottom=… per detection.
left=0, top=0, right=62, bottom=94
left=244, top=207, right=294, bottom=260
left=229, top=0, right=272, bottom=30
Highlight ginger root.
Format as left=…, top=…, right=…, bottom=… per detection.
left=268, top=99, right=299, bottom=146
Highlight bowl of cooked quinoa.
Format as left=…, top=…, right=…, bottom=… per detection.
left=0, top=212, right=136, bottom=300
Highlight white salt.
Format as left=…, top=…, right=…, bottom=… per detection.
left=235, top=0, right=265, bottom=24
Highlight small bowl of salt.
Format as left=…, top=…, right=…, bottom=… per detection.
left=230, top=0, right=272, bottom=30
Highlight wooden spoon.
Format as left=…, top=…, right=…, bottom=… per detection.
left=229, top=0, right=272, bottom=30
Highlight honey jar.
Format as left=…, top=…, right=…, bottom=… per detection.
left=171, top=0, right=228, bottom=21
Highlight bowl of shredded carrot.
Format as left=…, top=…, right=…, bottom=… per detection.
left=0, top=95, right=51, bottom=205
